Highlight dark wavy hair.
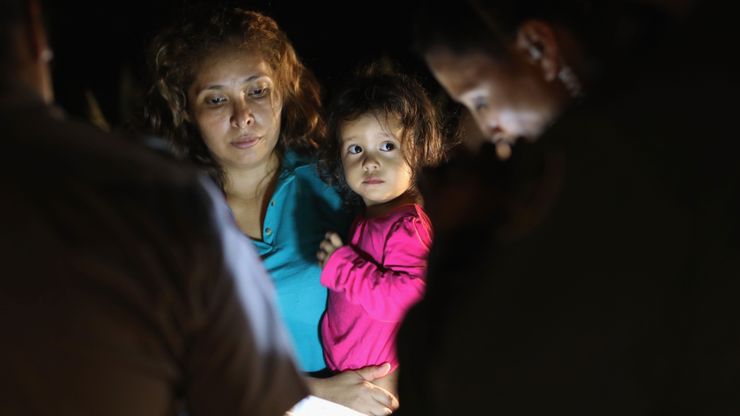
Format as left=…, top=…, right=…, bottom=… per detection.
left=144, top=7, right=325, bottom=189
left=319, top=62, right=446, bottom=206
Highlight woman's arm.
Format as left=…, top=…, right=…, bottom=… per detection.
left=306, top=364, right=399, bottom=416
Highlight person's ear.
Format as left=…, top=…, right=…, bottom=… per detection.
left=515, top=20, right=560, bottom=82
left=26, top=0, right=53, bottom=65
left=22, top=0, right=54, bottom=103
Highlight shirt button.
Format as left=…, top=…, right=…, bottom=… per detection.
left=270, top=200, right=275, bottom=207
left=265, top=227, right=272, bottom=236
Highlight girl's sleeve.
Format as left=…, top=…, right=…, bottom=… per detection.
left=321, top=214, right=431, bottom=323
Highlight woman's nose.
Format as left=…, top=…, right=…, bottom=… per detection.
left=231, top=100, right=254, bottom=128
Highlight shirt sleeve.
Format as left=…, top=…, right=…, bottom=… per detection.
left=186, top=176, right=308, bottom=416
left=321, top=213, right=431, bottom=323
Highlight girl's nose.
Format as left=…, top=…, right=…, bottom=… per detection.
left=362, top=155, right=380, bottom=171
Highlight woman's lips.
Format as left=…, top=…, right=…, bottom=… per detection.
left=231, top=136, right=260, bottom=149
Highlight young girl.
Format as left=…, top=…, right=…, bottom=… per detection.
left=317, top=65, right=446, bottom=396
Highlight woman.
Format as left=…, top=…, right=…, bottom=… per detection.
left=145, top=8, right=397, bottom=415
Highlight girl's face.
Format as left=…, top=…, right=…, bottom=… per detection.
left=340, top=112, right=413, bottom=207
left=425, top=47, right=562, bottom=148
left=187, top=45, right=282, bottom=171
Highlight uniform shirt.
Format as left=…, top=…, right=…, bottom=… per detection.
left=0, top=87, right=307, bottom=416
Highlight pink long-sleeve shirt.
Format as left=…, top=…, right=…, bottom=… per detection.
left=320, top=203, right=432, bottom=372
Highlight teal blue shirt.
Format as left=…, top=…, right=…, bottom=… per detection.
left=252, top=151, right=352, bottom=372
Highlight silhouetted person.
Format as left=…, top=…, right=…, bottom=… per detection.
left=397, top=1, right=740, bottom=414
left=0, top=1, right=307, bottom=414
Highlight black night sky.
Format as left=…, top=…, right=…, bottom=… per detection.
left=45, top=1, right=440, bottom=130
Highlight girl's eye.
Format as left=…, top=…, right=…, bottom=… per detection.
left=249, top=87, right=270, bottom=98
left=379, top=141, right=396, bottom=152
left=206, top=96, right=227, bottom=106
left=348, top=144, right=363, bottom=154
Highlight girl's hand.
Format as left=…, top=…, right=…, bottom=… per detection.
left=306, top=364, right=399, bottom=416
left=317, top=232, right=344, bottom=268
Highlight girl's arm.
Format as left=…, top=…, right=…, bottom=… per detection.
left=321, top=215, right=431, bottom=323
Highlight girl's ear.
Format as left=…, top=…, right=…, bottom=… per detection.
left=515, top=19, right=561, bottom=82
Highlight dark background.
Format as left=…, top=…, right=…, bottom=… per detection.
left=44, top=0, right=446, bottom=132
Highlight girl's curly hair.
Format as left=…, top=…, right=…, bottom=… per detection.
left=145, top=7, right=325, bottom=189
left=319, top=62, right=446, bottom=206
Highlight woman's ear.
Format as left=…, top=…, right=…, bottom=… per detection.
left=515, top=20, right=561, bottom=82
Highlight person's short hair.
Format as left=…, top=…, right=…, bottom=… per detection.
left=413, top=0, right=665, bottom=65
left=319, top=62, right=446, bottom=205
left=0, top=0, right=25, bottom=67
left=145, top=7, right=324, bottom=190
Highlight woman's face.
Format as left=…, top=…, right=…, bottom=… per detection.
left=425, top=47, right=562, bottom=150
left=188, top=46, right=282, bottom=171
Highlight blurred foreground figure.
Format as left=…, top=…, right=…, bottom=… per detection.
left=397, top=1, right=740, bottom=414
left=0, top=1, right=306, bottom=414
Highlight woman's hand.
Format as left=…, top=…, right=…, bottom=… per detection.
left=306, top=364, right=399, bottom=416
left=317, top=232, right=344, bottom=268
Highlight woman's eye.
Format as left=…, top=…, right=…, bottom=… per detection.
left=249, top=87, right=270, bottom=98
left=205, top=96, right=227, bottom=106
left=379, top=141, right=396, bottom=151
left=348, top=144, right=363, bottom=154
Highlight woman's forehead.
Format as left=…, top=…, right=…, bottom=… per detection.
left=191, top=48, right=274, bottom=84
